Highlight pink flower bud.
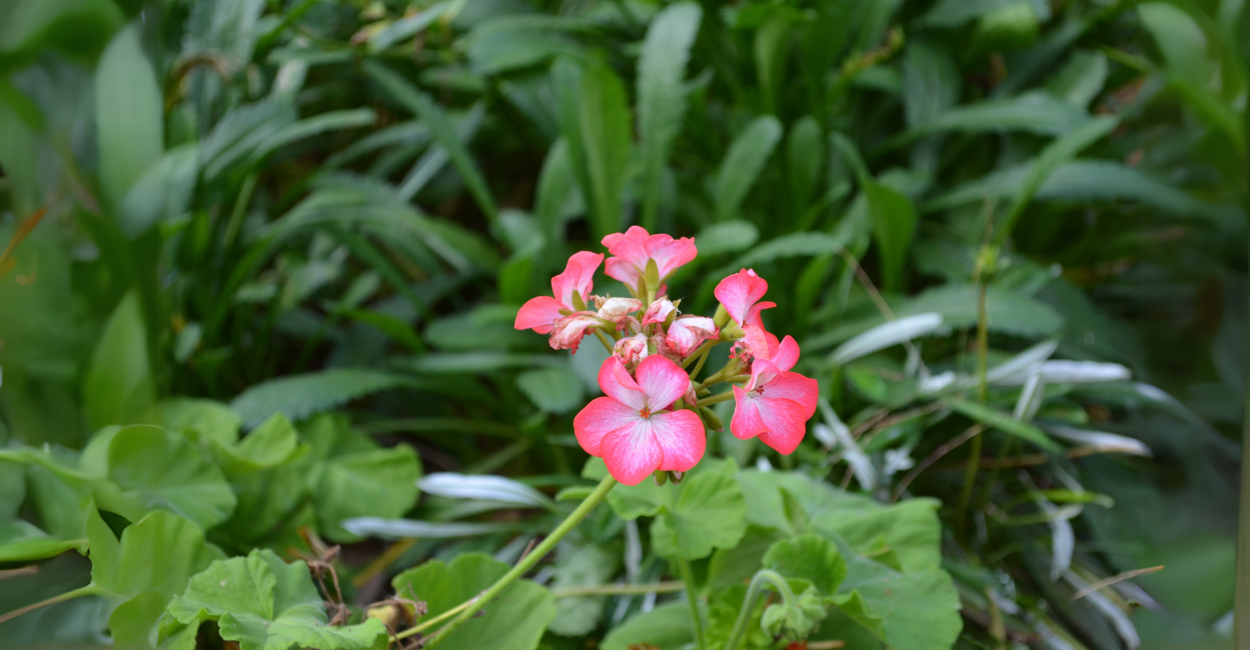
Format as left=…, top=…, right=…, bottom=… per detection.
left=614, top=333, right=650, bottom=366
left=550, top=311, right=603, bottom=353
left=597, top=297, right=643, bottom=323
left=666, top=316, right=718, bottom=357
left=643, top=298, right=677, bottom=326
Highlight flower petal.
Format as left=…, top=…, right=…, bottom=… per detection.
left=598, top=297, right=643, bottom=323
left=730, top=386, right=769, bottom=440
left=634, top=355, right=691, bottom=411
left=666, top=316, right=718, bottom=357
left=643, top=298, right=676, bottom=325
left=598, top=356, right=647, bottom=411
left=771, top=336, right=801, bottom=373
left=714, top=269, right=769, bottom=326
left=747, top=358, right=782, bottom=392
left=550, top=312, right=602, bottom=352
left=601, top=421, right=663, bottom=486
left=552, top=251, right=604, bottom=307
left=515, top=296, right=565, bottom=334
left=759, top=371, right=819, bottom=420
left=753, top=394, right=813, bottom=455
left=573, top=397, right=641, bottom=456
left=644, top=235, right=697, bottom=279
left=649, top=410, right=706, bottom=472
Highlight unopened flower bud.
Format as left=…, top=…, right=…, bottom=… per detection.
left=597, top=297, right=641, bottom=323
left=550, top=312, right=602, bottom=352
left=643, top=298, right=677, bottom=326
left=712, top=303, right=731, bottom=328
left=667, top=316, right=718, bottom=357
left=614, top=334, right=649, bottom=366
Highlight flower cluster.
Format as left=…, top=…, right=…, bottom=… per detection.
left=515, top=226, right=818, bottom=485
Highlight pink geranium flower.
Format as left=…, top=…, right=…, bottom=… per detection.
left=614, top=333, right=649, bottom=366
left=643, top=298, right=676, bottom=326
left=574, top=356, right=706, bottom=485
left=549, top=312, right=603, bottom=353
left=515, top=252, right=605, bottom=333
left=602, top=226, right=697, bottom=292
left=730, top=330, right=818, bottom=455
left=666, top=316, right=718, bottom=357
left=714, top=269, right=776, bottom=328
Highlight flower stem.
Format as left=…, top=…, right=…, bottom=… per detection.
left=957, top=278, right=990, bottom=529
left=418, top=475, right=618, bottom=649
left=551, top=581, right=684, bottom=598
left=0, top=584, right=102, bottom=625
left=682, top=341, right=714, bottom=370
left=695, top=391, right=735, bottom=408
left=724, top=569, right=798, bottom=650
left=594, top=329, right=615, bottom=353
left=676, top=556, right=708, bottom=650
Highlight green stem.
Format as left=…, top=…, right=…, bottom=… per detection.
left=595, top=329, right=615, bottom=353
left=695, top=392, right=736, bottom=408
left=957, top=280, right=990, bottom=528
left=0, top=584, right=102, bottom=625
left=676, top=557, right=708, bottom=650
left=419, top=476, right=618, bottom=649
left=724, top=570, right=798, bottom=650
left=682, top=341, right=714, bottom=369
left=222, top=172, right=257, bottom=252
left=394, top=597, right=477, bottom=641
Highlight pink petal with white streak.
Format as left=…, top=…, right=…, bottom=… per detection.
left=573, top=397, right=641, bottom=456
left=666, top=316, right=718, bottom=357
left=552, top=251, right=604, bottom=307
left=650, top=410, right=706, bottom=472
left=597, top=356, right=647, bottom=411
left=730, top=386, right=769, bottom=439
left=643, top=298, right=676, bottom=325
left=757, top=371, right=819, bottom=419
left=515, top=296, right=566, bottom=334
left=598, top=297, right=642, bottom=323
left=600, top=421, right=663, bottom=485
left=771, top=336, right=801, bottom=373
left=550, top=312, right=601, bottom=352
left=634, top=355, right=691, bottom=411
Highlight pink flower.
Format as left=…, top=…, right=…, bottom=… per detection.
left=643, top=298, right=677, bottom=326
left=597, top=297, right=642, bottom=324
left=550, top=312, right=603, bottom=353
left=515, top=252, right=605, bottom=333
left=574, top=356, right=707, bottom=485
left=602, top=227, right=697, bottom=291
left=614, top=334, right=649, bottom=366
left=714, top=269, right=776, bottom=328
left=666, top=316, right=719, bottom=357
left=730, top=334, right=818, bottom=455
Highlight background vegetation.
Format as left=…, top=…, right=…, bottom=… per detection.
left=0, top=0, right=1247, bottom=648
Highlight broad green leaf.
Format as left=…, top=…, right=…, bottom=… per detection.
left=715, top=115, right=782, bottom=222
left=601, top=602, right=692, bottom=650
left=1138, top=3, right=1210, bottom=84
left=85, top=506, right=225, bottom=646
left=553, top=58, right=632, bottom=239
left=695, top=220, right=760, bottom=257
left=95, top=22, right=162, bottom=210
left=83, top=291, right=155, bottom=430
left=0, top=0, right=123, bottom=63
left=786, top=116, right=824, bottom=214
left=230, top=369, right=422, bottom=428
left=306, top=420, right=421, bottom=542
left=153, top=398, right=241, bottom=447
left=210, top=413, right=299, bottom=473
left=168, top=549, right=387, bottom=650
left=706, top=584, right=770, bottom=650
left=754, top=10, right=798, bottom=115
left=516, top=367, right=584, bottom=414
left=943, top=396, right=1060, bottom=451
left=973, top=1, right=1040, bottom=52
left=919, top=0, right=1020, bottom=27
left=865, top=181, right=916, bottom=291
left=636, top=1, right=702, bottom=228
left=650, top=469, right=747, bottom=560
left=763, top=534, right=847, bottom=596
left=548, top=544, right=620, bottom=636
left=892, top=91, right=1089, bottom=145
left=119, top=143, right=198, bottom=237
left=838, top=562, right=963, bottom=650
left=535, top=138, right=580, bottom=243
left=582, top=457, right=672, bottom=519
left=98, top=426, right=237, bottom=529
left=707, top=525, right=787, bottom=590
left=0, top=521, right=87, bottom=562
left=465, top=18, right=585, bottom=75
left=367, top=2, right=448, bottom=53
left=391, top=553, right=555, bottom=650
left=364, top=62, right=499, bottom=226
left=812, top=498, right=942, bottom=574
left=246, top=108, right=376, bottom=168
left=1045, top=50, right=1108, bottom=108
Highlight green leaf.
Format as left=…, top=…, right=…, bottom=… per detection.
left=548, top=544, right=620, bottom=636
left=0, top=521, right=87, bottom=562
left=391, top=554, right=555, bottom=650
left=554, top=57, right=632, bottom=239
left=785, top=116, right=824, bottom=214
left=168, top=549, right=388, bottom=650
left=865, top=181, right=916, bottom=291
left=95, top=22, right=162, bottom=210
left=707, top=525, right=787, bottom=590
left=363, top=62, right=499, bottom=227
left=763, top=534, right=847, bottom=597
left=715, top=115, right=782, bottom=222
left=651, top=469, right=747, bottom=560
left=210, top=413, right=299, bottom=473
left=84, top=291, right=155, bottom=430
left=153, top=398, right=241, bottom=447
left=582, top=457, right=672, bottom=519
left=515, top=367, right=585, bottom=414
left=838, top=563, right=963, bottom=650
left=307, top=418, right=421, bottom=542
left=918, top=0, right=1019, bottom=27
left=1138, top=3, right=1210, bottom=84
left=636, top=1, right=702, bottom=228
left=0, top=0, right=124, bottom=64
left=943, top=396, right=1060, bottom=451
left=366, top=2, right=447, bottom=53
left=1045, top=50, right=1108, bottom=108
left=464, top=18, right=585, bottom=75
left=97, top=426, right=238, bottom=529
left=893, top=91, right=1089, bottom=144
left=119, top=143, right=198, bottom=237
left=535, top=138, right=580, bottom=243
left=812, top=498, right=942, bottom=574
left=230, top=368, right=422, bottom=428
left=601, top=602, right=692, bottom=650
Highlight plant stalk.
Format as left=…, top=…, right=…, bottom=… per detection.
left=418, top=475, right=617, bottom=649
left=551, top=581, right=684, bottom=598
left=695, top=391, right=735, bottom=408
left=0, top=584, right=102, bottom=625
left=957, top=275, right=990, bottom=528
left=676, top=556, right=708, bottom=650
left=724, top=569, right=798, bottom=650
